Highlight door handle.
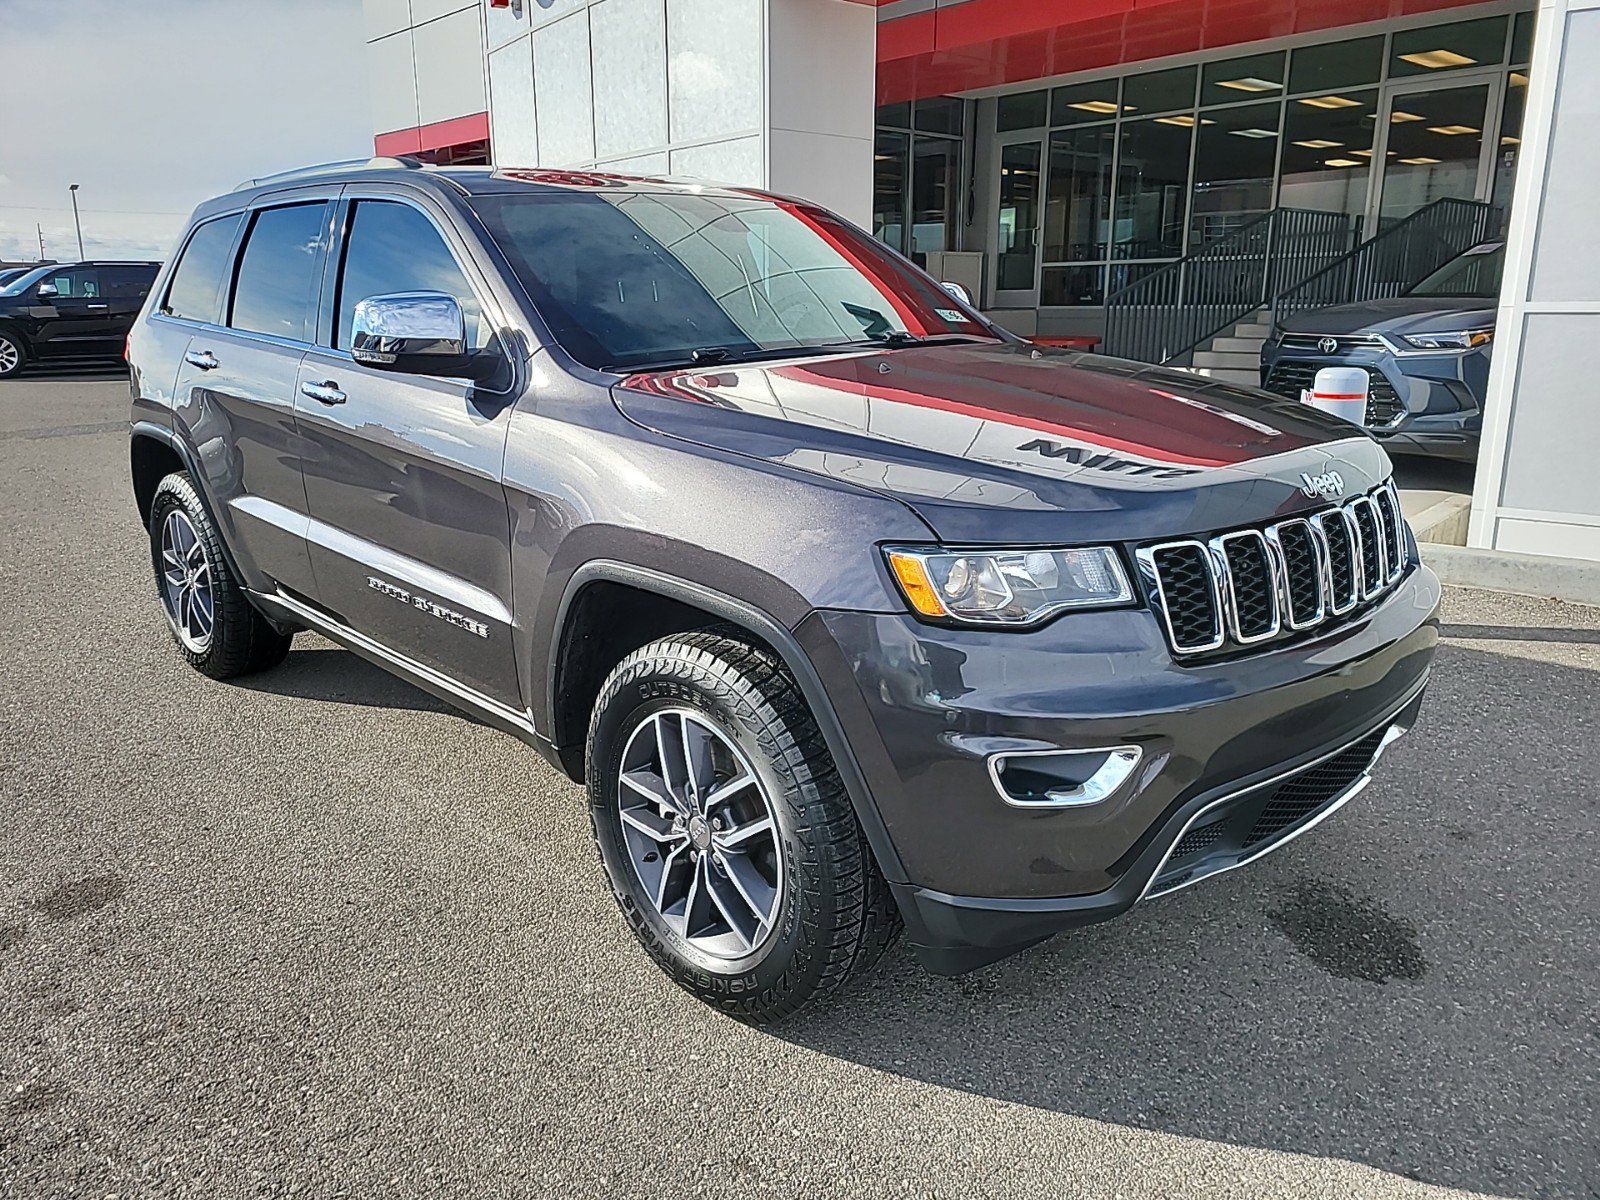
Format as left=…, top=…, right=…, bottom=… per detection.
left=87, top=303, right=109, bottom=310
left=300, top=380, right=346, bottom=405
left=184, top=349, right=218, bottom=371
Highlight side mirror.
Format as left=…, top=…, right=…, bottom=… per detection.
left=35, top=282, right=59, bottom=300
left=939, top=281, right=972, bottom=306
left=351, top=291, right=497, bottom=381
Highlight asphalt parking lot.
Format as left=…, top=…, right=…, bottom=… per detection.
left=1, top=372, right=1596, bottom=1200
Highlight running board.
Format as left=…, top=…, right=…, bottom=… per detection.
left=257, top=587, right=546, bottom=750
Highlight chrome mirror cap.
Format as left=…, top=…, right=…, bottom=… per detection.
left=351, top=291, right=467, bottom=366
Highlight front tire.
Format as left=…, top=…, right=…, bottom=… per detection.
left=586, top=630, right=900, bottom=1022
left=147, top=472, right=292, bottom=679
left=0, top=332, right=26, bottom=379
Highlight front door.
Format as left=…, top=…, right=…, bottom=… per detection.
left=1371, top=77, right=1499, bottom=229
left=295, top=195, right=521, bottom=710
left=992, top=139, right=1044, bottom=308
left=30, top=265, right=121, bottom=357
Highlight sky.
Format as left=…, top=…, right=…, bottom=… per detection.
left=0, top=0, right=372, bottom=263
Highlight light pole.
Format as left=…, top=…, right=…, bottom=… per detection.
left=68, top=184, right=85, bottom=259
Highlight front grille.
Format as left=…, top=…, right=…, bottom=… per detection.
left=1138, top=482, right=1411, bottom=659
left=1146, top=724, right=1391, bottom=898
left=1261, top=360, right=1405, bottom=428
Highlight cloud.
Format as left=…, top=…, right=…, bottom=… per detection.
left=0, top=0, right=371, bottom=260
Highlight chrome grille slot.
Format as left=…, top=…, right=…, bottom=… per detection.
left=1142, top=483, right=1412, bottom=659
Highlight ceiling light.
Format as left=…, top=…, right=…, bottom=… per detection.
left=1293, top=138, right=1342, bottom=148
left=1068, top=99, right=1122, bottom=114
left=1399, top=49, right=1478, bottom=69
left=1399, top=156, right=1441, bottom=164
left=1502, top=135, right=1520, bottom=145
left=1427, top=124, right=1480, bottom=135
left=1390, top=111, right=1425, bottom=123
left=1216, top=76, right=1281, bottom=92
left=1509, top=72, right=1529, bottom=87
left=1351, top=149, right=1374, bottom=157
left=1324, top=158, right=1363, bottom=167
left=1298, top=94, right=1362, bottom=109
left=1230, top=127, right=1279, bottom=138
left=1153, top=115, right=1213, bottom=127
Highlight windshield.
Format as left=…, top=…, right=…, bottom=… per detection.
left=469, top=189, right=997, bottom=370
left=1408, top=243, right=1504, bottom=298
left=0, top=266, right=53, bottom=296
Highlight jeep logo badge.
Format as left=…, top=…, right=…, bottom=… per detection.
left=1299, top=470, right=1345, bottom=500
left=1318, top=336, right=1340, bottom=354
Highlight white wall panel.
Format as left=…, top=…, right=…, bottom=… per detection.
left=596, top=151, right=671, bottom=173
left=529, top=0, right=589, bottom=29
left=412, top=0, right=475, bottom=24
left=368, top=30, right=420, bottom=134
left=533, top=12, right=596, bottom=165
left=488, top=37, right=539, bottom=165
left=767, top=0, right=874, bottom=142
left=414, top=6, right=487, bottom=124
left=669, top=136, right=762, bottom=186
left=666, top=0, right=761, bottom=144
left=362, top=0, right=412, bottom=41
left=591, top=0, right=668, bottom=159
left=483, top=0, right=531, bottom=49
left=767, top=128, right=872, bottom=222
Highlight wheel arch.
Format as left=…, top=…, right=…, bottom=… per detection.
left=129, top=421, right=252, bottom=600
left=547, top=561, right=907, bottom=884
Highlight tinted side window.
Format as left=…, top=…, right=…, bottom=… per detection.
left=105, top=266, right=159, bottom=299
left=334, top=200, right=488, bottom=349
left=47, top=267, right=102, bottom=298
left=164, top=215, right=243, bottom=323
left=230, top=204, right=328, bottom=343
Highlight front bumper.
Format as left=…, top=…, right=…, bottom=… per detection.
left=795, top=564, right=1441, bottom=972
left=1259, top=341, right=1486, bottom=462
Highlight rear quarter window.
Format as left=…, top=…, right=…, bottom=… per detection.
left=164, top=215, right=243, bottom=324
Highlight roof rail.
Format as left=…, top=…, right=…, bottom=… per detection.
left=232, top=156, right=425, bottom=192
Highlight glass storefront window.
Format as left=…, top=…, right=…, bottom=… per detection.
left=1280, top=88, right=1377, bottom=216
left=998, top=90, right=1049, bottom=131
left=873, top=130, right=909, bottom=253
left=1115, top=118, right=1192, bottom=259
left=1390, top=17, right=1509, bottom=77
left=1043, top=125, right=1114, bottom=261
left=1511, top=10, right=1536, bottom=62
left=1493, top=71, right=1527, bottom=211
left=1191, top=101, right=1281, bottom=244
left=1050, top=79, right=1121, bottom=125
left=1379, top=82, right=1490, bottom=221
left=1122, top=66, right=1196, bottom=115
left=1041, top=265, right=1104, bottom=306
left=911, top=138, right=960, bottom=262
left=997, top=142, right=1042, bottom=290
left=1201, top=51, right=1285, bottom=106
left=875, top=102, right=911, bottom=129
left=915, top=96, right=964, bottom=135
left=1289, top=35, right=1384, bottom=93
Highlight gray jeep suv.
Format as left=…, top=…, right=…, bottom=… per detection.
left=128, top=160, right=1439, bottom=1021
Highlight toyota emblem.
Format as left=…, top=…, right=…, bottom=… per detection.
left=1317, top=336, right=1340, bottom=354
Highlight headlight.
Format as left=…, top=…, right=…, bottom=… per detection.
left=1398, top=327, right=1493, bottom=351
left=885, top=545, right=1133, bottom=626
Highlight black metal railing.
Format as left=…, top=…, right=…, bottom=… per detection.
left=1103, top=207, right=1356, bottom=365
left=1272, top=197, right=1503, bottom=322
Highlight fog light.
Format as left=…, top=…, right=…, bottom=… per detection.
left=989, top=746, right=1142, bottom=809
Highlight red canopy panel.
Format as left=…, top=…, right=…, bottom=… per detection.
left=877, top=0, right=1492, bottom=103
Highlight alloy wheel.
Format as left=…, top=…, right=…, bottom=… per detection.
left=0, top=337, right=19, bottom=375
left=617, top=708, right=783, bottom=960
left=159, top=509, right=215, bottom=653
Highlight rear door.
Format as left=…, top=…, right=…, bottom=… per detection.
left=31, top=265, right=119, bottom=357
left=169, top=199, right=333, bottom=598
left=294, top=193, right=521, bottom=709
left=103, top=264, right=160, bottom=347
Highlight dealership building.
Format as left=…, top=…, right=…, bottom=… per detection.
left=362, top=0, right=1600, bottom=567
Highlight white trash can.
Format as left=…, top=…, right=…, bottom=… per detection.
left=1301, top=366, right=1368, bottom=426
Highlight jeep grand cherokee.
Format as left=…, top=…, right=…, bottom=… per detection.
left=127, top=160, right=1438, bottom=1021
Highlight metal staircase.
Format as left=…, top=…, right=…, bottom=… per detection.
left=1102, top=197, right=1504, bottom=386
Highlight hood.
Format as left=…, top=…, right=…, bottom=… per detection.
left=612, top=343, right=1388, bottom=544
left=1280, top=297, right=1496, bottom=338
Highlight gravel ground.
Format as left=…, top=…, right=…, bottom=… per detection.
left=1, top=373, right=1595, bottom=1200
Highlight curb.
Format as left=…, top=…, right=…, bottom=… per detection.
left=1409, top=494, right=1471, bottom=547
left=1421, top=543, right=1600, bottom=608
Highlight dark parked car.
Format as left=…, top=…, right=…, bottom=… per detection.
left=0, top=260, right=161, bottom=378
left=127, top=161, right=1438, bottom=1020
left=1260, top=242, right=1503, bottom=462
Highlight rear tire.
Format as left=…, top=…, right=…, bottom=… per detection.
left=147, top=472, right=292, bottom=679
left=0, top=332, right=26, bottom=379
left=586, top=629, right=900, bottom=1023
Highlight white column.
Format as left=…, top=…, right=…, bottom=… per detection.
left=478, top=0, right=876, bottom=225
left=1469, top=0, right=1600, bottom=562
